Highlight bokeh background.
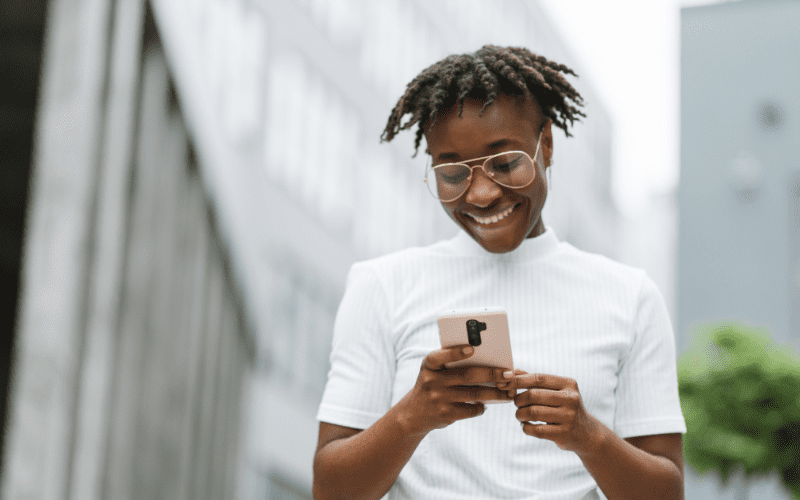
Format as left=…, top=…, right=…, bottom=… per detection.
left=0, top=0, right=797, bottom=499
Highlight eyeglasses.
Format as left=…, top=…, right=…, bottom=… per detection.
left=424, top=129, right=543, bottom=202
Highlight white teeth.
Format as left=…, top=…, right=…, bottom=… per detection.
left=470, top=205, right=515, bottom=224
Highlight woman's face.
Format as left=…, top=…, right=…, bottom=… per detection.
left=424, top=93, right=553, bottom=254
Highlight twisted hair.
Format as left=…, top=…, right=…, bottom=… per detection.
left=381, top=45, right=587, bottom=157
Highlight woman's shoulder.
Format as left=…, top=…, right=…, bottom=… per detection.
left=354, top=238, right=455, bottom=269
left=554, top=241, right=648, bottom=286
left=346, top=242, right=439, bottom=284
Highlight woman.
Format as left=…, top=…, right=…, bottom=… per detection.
left=313, top=45, right=686, bottom=500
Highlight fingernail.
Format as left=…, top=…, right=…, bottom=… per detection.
left=463, top=346, right=473, bottom=355
left=503, top=370, right=513, bottom=378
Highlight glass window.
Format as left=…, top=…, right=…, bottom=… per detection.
left=301, top=76, right=326, bottom=210
left=220, top=4, right=266, bottom=145
left=293, top=282, right=312, bottom=390
left=265, top=54, right=305, bottom=187
left=326, top=0, right=362, bottom=46
left=270, top=264, right=295, bottom=380
left=267, top=470, right=312, bottom=500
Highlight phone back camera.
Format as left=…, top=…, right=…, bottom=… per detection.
left=466, top=319, right=487, bottom=346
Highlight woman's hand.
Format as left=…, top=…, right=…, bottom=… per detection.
left=397, top=345, right=516, bottom=436
left=508, top=370, right=605, bottom=454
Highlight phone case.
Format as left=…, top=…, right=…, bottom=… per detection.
left=437, top=307, right=514, bottom=404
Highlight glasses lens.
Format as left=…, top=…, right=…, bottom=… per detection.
left=427, top=163, right=471, bottom=201
left=484, top=151, right=534, bottom=188
left=425, top=152, right=535, bottom=201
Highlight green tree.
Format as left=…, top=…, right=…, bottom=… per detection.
left=678, top=321, right=800, bottom=499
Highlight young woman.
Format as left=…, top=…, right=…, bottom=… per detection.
left=313, top=45, right=686, bottom=500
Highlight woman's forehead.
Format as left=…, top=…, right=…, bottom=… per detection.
left=425, top=94, right=540, bottom=150
left=442, top=93, right=536, bottom=119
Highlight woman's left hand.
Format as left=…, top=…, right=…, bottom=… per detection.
left=508, top=370, right=605, bottom=454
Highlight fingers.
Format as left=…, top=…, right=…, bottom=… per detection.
left=451, top=385, right=513, bottom=403
left=423, top=345, right=475, bottom=371
left=442, top=366, right=512, bottom=387
left=520, top=421, right=561, bottom=438
left=514, top=373, right=575, bottom=390
left=452, top=401, right=486, bottom=419
left=421, top=348, right=517, bottom=402
left=496, top=368, right=528, bottom=389
left=513, top=388, right=565, bottom=408
left=516, top=404, right=564, bottom=424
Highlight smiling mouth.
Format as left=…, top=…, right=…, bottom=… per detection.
left=465, top=203, right=521, bottom=225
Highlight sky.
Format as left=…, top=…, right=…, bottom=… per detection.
left=537, top=0, right=735, bottom=217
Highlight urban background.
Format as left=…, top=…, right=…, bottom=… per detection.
left=0, top=0, right=797, bottom=499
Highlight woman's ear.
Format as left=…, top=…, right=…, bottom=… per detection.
left=542, top=118, right=554, bottom=162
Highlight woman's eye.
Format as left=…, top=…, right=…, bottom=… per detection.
left=492, top=158, right=520, bottom=173
left=442, top=172, right=468, bottom=184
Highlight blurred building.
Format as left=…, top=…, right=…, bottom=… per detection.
left=2, top=0, right=624, bottom=499
left=0, top=0, right=47, bottom=477
left=2, top=2, right=255, bottom=500
left=679, top=1, right=800, bottom=499
left=618, top=189, right=680, bottom=325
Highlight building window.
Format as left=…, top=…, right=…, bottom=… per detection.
left=266, top=469, right=312, bottom=500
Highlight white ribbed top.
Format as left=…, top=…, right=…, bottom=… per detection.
left=317, top=226, right=686, bottom=500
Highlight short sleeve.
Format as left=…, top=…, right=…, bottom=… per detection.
left=316, top=262, right=395, bottom=429
left=614, top=273, right=687, bottom=438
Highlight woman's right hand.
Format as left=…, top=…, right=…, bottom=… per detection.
left=397, top=345, right=516, bottom=436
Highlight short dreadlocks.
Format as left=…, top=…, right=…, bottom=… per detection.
left=381, top=45, right=587, bottom=157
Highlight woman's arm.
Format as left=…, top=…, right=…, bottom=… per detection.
left=313, top=345, right=514, bottom=500
left=576, top=428, right=683, bottom=500
left=313, top=403, right=427, bottom=500
left=508, top=372, right=683, bottom=500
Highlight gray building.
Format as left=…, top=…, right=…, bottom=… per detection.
left=1, top=2, right=255, bottom=500
left=679, top=1, right=800, bottom=499
left=2, top=1, right=624, bottom=499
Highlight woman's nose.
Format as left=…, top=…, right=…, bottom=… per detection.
left=464, top=168, right=503, bottom=206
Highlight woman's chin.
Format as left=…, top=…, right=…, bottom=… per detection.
left=463, top=219, right=523, bottom=253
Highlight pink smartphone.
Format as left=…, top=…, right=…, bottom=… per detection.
left=437, top=306, right=514, bottom=404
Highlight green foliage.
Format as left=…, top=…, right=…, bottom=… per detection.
left=677, top=321, right=800, bottom=499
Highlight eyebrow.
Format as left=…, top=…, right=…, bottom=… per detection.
left=437, top=138, right=514, bottom=161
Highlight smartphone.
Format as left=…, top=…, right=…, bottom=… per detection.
left=437, top=306, right=514, bottom=404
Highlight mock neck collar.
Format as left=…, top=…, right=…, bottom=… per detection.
left=450, top=225, right=560, bottom=262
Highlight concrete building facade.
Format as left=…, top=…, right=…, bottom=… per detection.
left=1, top=2, right=255, bottom=499
left=679, top=1, right=800, bottom=499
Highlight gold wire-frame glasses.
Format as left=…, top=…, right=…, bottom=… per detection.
left=424, top=126, right=544, bottom=202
